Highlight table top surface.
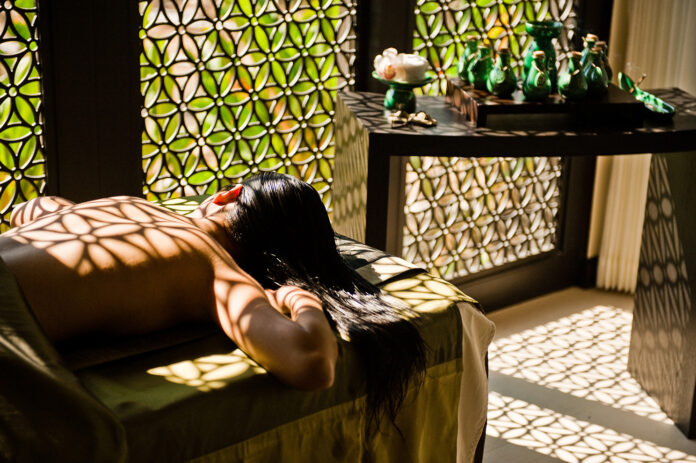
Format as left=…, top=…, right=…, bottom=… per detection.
left=338, top=88, right=696, bottom=157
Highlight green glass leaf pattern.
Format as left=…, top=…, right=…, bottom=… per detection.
left=0, top=1, right=46, bottom=232
left=139, top=0, right=356, bottom=208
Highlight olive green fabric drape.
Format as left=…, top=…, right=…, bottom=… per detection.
left=0, top=256, right=127, bottom=463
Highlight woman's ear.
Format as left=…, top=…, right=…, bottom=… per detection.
left=212, top=184, right=243, bottom=205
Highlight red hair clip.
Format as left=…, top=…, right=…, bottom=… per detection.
left=212, top=184, right=243, bottom=205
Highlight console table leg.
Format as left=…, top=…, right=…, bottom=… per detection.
left=364, top=152, right=391, bottom=252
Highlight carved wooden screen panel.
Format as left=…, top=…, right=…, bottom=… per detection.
left=139, top=0, right=356, bottom=209
left=0, top=0, right=46, bottom=232
left=403, top=156, right=563, bottom=278
left=403, top=0, right=575, bottom=280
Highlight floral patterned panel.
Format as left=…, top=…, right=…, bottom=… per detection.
left=0, top=0, right=45, bottom=232
left=139, top=0, right=356, bottom=208
left=404, top=0, right=574, bottom=279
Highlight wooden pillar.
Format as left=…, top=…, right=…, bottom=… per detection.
left=38, top=0, right=143, bottom=201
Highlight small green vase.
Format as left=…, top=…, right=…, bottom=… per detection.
left=457, top=35, right=479, bottom=83
left=467, top=45, right=493, bottom=91
left=583, top=47, right=608, bottom=97
left=580, top=33, right=598, bottom=70
left=596, top=40, right=613, bottom=81
left=486, top=47, right=517, bottom=97
left=522, top=21, right=562, bottom=92
left=558, top=51, right=588, bottom=100
left=523, top=50, right=551, bottom=101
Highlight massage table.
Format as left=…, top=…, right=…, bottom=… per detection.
left=0, top=197, right=494, bottom=462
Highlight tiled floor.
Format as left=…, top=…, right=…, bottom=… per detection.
left=483, top=287, right=696, bottom=463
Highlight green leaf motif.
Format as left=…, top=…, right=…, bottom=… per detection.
left=138, top=0, right=355, bottom=203
left=14, top=96, right=35, bottom=125
left=13, top=52, right=32, bottom=85
left=0, top=125, right=31, bottom=141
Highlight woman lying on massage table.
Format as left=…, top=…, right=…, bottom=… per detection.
left=0, top=172, right=424, bottom=428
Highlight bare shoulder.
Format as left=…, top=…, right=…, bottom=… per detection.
left=10, top=196, right=75, bottom=228
left=2, top=195, right=221, bottom=267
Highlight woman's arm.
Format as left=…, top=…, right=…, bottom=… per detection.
left=10, top=196, right=75, bottom=228
left=213, top=273, right=338, bottom=390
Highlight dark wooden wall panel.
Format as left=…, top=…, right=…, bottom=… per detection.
left=38, top=0, right=143, bottom=201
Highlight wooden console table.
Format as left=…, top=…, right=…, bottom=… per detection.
left=332, top=88, right=696, bottom=436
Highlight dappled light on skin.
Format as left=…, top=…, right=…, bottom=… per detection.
left=158, top=197, right=204, bottom=217
left=0, top=196, right=225, bottom=340
left=147, top=349, right=266, bottom=392
left=3, top=197, right=214, bottom=275
left=489, top=305, right=672, bottom=423
left=488, top=391, right=696, bottom=463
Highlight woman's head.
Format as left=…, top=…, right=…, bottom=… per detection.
left=221, top=171, right=345, bottom=289
left=219, top=172, right=425, bottom=431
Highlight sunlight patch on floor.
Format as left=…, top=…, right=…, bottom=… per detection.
left=487, top=390, right=696, bottom=463
left=489, top=304, right=671, bottom=423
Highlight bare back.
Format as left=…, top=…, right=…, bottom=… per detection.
left=0, top=196, right=229, bottom=341
left=1, top=193, right=338, bottom=390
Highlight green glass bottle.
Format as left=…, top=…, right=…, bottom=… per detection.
left=467, top=45, right=493, bottom=91
left=457, top=35, right=479, bottom=83
left=522, top=21, right=562, bottom=92
left=596, top=40, right=613, bottom=81
left=583, top=47, right=608, bottom=97
left=486, top=47, right=517, bottom=97
left=580, top=33, right=598, bottom=70
left=523, top=50, right=551, bottom=101
left=558, top=51, right=588, bottom=100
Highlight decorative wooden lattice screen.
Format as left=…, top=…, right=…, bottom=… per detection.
left=0, top=0, right=45, bottom=232
left=138, top=0, right=357, bottom=209
left=403, top=0, right=577, bottom=280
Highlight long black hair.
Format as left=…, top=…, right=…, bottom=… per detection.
left=222, top=172, right=426, bottom=430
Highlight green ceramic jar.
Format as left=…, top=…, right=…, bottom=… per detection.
left=583, top=47, right=608, bottom=97
left=523, top=50, right=551, bottom=101
left=486, top=47, right=517, bottom=97
left=558, top=51, right=588, bottom=100
left=467, top=45, right=493, bottom=91
left=457, top=35, right=479, bottom=83
left=580, top=33, right=598, bottom=70
left=596, top=40, right=613, bottom=81
left=522, top=21, right=562, bottom=92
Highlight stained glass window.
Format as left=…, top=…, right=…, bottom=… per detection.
left=0, top=0, right=46, bottom=232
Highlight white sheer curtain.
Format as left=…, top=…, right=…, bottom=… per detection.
left=588, top=0, right=696, bottom=293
